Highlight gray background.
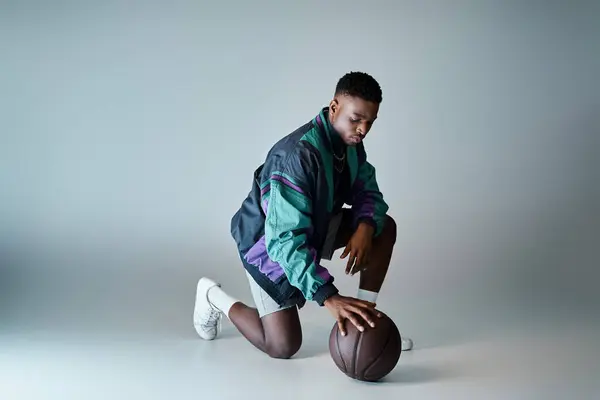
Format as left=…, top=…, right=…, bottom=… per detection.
left=1, top=0, right=599, bottom=352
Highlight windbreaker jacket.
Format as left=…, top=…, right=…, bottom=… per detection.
left=230, top=108, right=389, bottom=308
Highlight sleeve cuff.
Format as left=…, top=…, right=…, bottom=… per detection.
left=355, top=217, right=378, bottom=234
left=312, top=281, right=339, bottom=306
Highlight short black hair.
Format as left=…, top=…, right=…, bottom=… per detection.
left=334, top=71, right=382, bottom=103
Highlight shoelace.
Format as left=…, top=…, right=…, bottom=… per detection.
left=200, top=308, right=221, bottom=330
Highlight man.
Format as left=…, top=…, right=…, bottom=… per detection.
left=193, top=71, right=413, bottom=359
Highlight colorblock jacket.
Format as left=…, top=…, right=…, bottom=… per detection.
left=230, top=108, right=389, bottom=308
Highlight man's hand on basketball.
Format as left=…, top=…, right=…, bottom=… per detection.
left=323, top=294, right=382, bottom=336
left=341, top=222, right=374, bottom=275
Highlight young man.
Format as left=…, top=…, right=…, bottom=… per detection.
left=193, top=71, right=413, bottom=359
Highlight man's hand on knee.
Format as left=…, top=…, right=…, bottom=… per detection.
left=340, top=222, right=375, bottom=275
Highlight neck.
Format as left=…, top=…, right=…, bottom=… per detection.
left=326, top=111, right=347, bottom=155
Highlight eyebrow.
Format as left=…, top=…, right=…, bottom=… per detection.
left=353, top=112, right=377, bottom=122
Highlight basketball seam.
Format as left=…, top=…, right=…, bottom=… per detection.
left=362, top=326, right=394, bottom=379
left=352, top=331, right=363, bottom=378
left=335, top=327, right=347, bottom=373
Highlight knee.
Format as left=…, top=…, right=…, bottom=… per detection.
left=382, top=215, right=397, bottom=243
left=266, top=336, right=302, bottom=359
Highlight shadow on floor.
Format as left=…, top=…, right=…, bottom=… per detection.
left=380, top=364, right=458, bottom=384
left=290, top=322, right=485, bottom=360
left=330, top=361, right=463, bottom=386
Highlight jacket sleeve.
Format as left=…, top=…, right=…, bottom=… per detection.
left=348, top=146, right=390, bottom=237
left=263, top=152, right=339, bottom=306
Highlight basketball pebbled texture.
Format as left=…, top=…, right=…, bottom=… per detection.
left=328, top=312, right=402, bottom=382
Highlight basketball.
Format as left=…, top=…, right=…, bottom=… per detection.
left=328, top=312, right=402, bottom=382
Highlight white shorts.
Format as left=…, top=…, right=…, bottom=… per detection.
left=245, top=271, right=295, bottom=317
left=246, top=212, right=344, bottom=317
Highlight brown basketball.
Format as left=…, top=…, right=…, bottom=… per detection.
left=328, top=312, right=402, bottom=382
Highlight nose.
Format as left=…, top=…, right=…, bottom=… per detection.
left=358, top=122, right=370, bottom=136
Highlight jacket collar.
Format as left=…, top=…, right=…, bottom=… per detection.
left=314, top=107, right=346, bottom=156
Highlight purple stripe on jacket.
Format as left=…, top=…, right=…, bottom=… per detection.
left=261, top=184, right=270, bottom=196
left=356, top=197, right=375, bottom=218
left=271, top=174, right=305, bottom=195
left=244, top=237, right=331, bottom=284
left=316, top=114, right=323, bottom=127
left=261, top=198, right=268, bottom=214
left=351, top=179, right=375, bottom=219
left=244, top=236, right=285, bottom=282
left=311, top=248, right=331, bottom=282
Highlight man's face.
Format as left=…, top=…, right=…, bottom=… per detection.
left=328, top=95, right=379, bottom=146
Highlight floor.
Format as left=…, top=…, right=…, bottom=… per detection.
left=2, top=256, right=599, bottom=399
left=2, top=311, right=599, bottom=399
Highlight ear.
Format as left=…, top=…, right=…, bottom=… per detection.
left=329, top=98, right=339, bottom=117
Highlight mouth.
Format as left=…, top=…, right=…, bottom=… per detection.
left=350, top=136, right=362, bottom=144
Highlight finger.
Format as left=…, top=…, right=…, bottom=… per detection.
left=352, top=299, right=382, bottom=318
left=345, top=251, right=354, bottom=274
left=340, top=245, right=350, bottom=259
left=367, top=306, right=383, bottom=319
left=349, top=252, right=359, bottom=275
left=355, top=260, right=368, bottom=276
left=362, top=252, right=370, bottom=269
left=350, top=251, right=363, bottom=276
left=337, top=319, right=346, bottom=336
left=345, top=313, right=365, bottom=332
left=346, top=306, right=375, bottom=329
left=353, top=307, right=377, bottom=328
left=363, top=303, right=383, bottom=318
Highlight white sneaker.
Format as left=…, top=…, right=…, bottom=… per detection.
left=193, top=277, right=222, bottom=340
left=401, top=336, right=414, bottom=351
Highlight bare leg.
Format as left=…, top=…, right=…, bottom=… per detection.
left=359, top=215, right=397, bottom=293
left=196, top=276, right=302, bottom=359
left=333, top=213, right=397, bottom=294
left=345, top=215, right=412, bottom=349
left=330, top=213, right=414, bottom=349
left=227, top=304, right=302, bottom=359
